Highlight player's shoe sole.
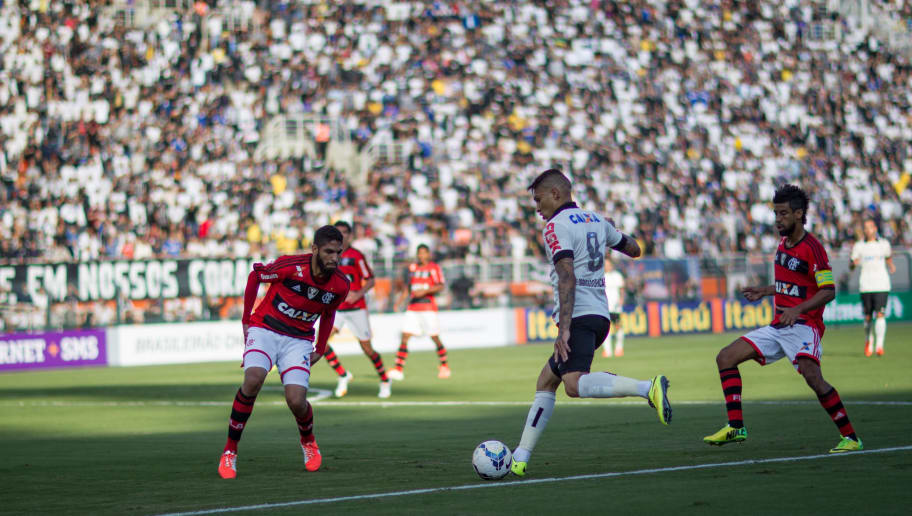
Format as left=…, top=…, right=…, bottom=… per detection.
left=302, top=441, right=322, bottom=471
left=438, top=365, right=451, bottom=379
left=510, top=460, right=527, bottom=477
left=387, top=368, right=404, bottom=381
left=378, top=380, right=392, bottom=399
left=647, top=375, right=672, bottom=425
left=218, top=451, right=237, bottom=479
left=829, top=436, right=863, bottom=453
left=703, top=425, right=748, bottom=445
left=334, top=371, right=354, bottom=398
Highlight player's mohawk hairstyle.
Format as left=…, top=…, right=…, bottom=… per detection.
left=313, top=225, right=344, bottom=247
left=773, top=184, right=810, bottom=224
left=527, top=168, right=571, bottom=193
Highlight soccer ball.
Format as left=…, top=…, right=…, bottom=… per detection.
left=472, top=440, right=512, bottom=480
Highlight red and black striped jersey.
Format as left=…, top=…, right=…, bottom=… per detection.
left=337, top=247, right=373, bottom=311
left=246, top=254, right=350, bottom=348
left=770, top=232, right=834, bottom=335
left=403, top=261, right=445, bottom=312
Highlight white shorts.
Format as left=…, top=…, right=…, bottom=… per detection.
left=741, top=324, right=822, bottom=371
left=333, top=309, right=372, bottom=341
left=402, top=310, right=440, bottom=337
left=243, top=326, right=314, bottom=387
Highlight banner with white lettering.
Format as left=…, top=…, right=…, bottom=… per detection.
left=0, top=329, right=107, bottom=371
left=0, top=259, right=255, bottom=303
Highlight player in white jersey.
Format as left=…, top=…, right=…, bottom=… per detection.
left=850, top=218, right=895, bottom=356
left=510, top=169, right=672, bottom=478
left=602, top=259, right=626, bottom=357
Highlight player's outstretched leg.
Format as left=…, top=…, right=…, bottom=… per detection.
left=359, top=340, right=392, bottom=398
left=287, top=385, right=322, bottom=471
left=874, top=313, right=886, bottom=356
left=431, top=335, right=451, bottom=378
left=797, top=357, right=863, bottom=453
left=571, top=371, right=671, bottom=425
left=389, top=335, right=410, bottom=381
left=219, top=367, right=266, bottom=479
left=512, top=365, right=560, bottom=477
left=704, top=338, right=755, bottom=446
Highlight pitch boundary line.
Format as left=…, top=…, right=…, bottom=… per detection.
left=155, top=445, right=912, bottom=516
left=4, top=399, right=912, bottom=408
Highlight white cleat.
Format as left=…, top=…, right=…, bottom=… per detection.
left=387, top=367, right=404, bottom=381
left=378, top=380, right=392, bottom=399
left=334, top=371, right=353, bottom=398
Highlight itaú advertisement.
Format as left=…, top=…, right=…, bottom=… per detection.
left=515, top=297, right=777, bottom=343
left=110, top=321, right=244, bottom=366
left=0, top=329, right=107, bottom=372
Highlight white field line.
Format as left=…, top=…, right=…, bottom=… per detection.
left=2, top=399, right=911, bottom=408
left=155, top=445, right=912, bottom=516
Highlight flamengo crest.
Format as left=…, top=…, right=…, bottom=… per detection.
left=322, top=292, right=334, bottom=304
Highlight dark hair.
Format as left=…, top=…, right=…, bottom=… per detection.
left=416, top=244, right=430, bottom=253
left=313, top=225, right=344, bottom=247
left=527, top=168, right=570, bottom=192
left=333, top=221, right=352, bottom=232
left=772, top=184, right=809, bottom=224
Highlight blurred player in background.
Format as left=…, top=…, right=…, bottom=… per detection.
left=511, top=169, right=671, bottom=477
left=322, top=221, right=392, bottom=398
left=602, top=258, right=626, bottom=357
left=704, top=185, right=862, bottom=453
left=387, top=244, right=451, bottom=380
left=850, top=218, right=895, bottom=357
left=217, top=225, right=350, bottom=478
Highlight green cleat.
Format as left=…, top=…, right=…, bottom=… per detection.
left=510, top=460, right=527, bottom=477
left=703, top=424, right=747, bottom=445
left=829, top=436, right=863, bottom=454
left=647, top=375, right=672, bottom=425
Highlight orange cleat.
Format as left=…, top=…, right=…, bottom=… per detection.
left=302, top=441, right=322, bottom=472
left=876, top=348, right=884, bottom=356
left=864, top=341, right=873, bottom=357
left=602, top=348, right=612, bottom=358
left=614, top=347, right=624, bottom=357
left=218, top=451, right=237, bottom=479
left=438, top=364, right=451, bottom=379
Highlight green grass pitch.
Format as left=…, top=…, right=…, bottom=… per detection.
left=2, top=323, right=911, bottom=515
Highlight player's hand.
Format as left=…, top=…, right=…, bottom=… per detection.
left=242, top=323, right=250, bottom=342
left=344, top=290, right=361, bottom=304
left=779, top=306, right=802, bottom=326
left=553, top=327, right=571, bottom=363
left=742, top=286, right=765, bottom=301
left=310, top=352, right=323, bottom=365
left=889, top=263, right=896, bottom=274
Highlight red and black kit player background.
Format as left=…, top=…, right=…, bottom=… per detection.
left=388, top=244, right=451, bottom=380
left=217, top=225, right=350, bottom=479
left=320, top=221, right=392, bottom=399
left=704, top=184, right=862, bottom=453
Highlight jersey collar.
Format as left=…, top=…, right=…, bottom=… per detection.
left=548, top=202, right=578, bottom=222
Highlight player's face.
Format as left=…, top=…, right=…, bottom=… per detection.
left=336, top=225, right=352, bottom=248
left=863, top=219, right=877, bottom=240
left=773, top=202, right=801, bottom=236
left=313, top=240, right=343, bottom=274
left=417, top=247, right=430, bottom=264
left=604, top=260, right=613, bottom=272
left=532, top=186, right=560, bottom=220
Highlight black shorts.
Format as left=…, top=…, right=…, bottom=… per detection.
left=548, top=315, right=610, bottom=377
left=608, top=312, right=620, bottom=324
left=861, top=292, right=889, bottom=316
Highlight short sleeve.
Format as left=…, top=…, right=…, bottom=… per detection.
left=883, top=240, right=892, bottom=258
left=809, top=243, right=833, bottom=288
left=358, top=252, right=373, bottom=279
left=603, top=220, right=623, bottom=249
left=544, top=220, right=574, bottom=264
left=849, top=242, right=861, bottom=261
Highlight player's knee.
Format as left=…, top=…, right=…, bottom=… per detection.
left=563, top=382, right=580, bottom=398
left=242, top=371, right=267, bottom=395
left=715, top=349, right=732, bottom=369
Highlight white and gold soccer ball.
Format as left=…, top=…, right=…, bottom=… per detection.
left=472, top=440, right=512, bottom=480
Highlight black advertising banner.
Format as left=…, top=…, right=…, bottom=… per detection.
left=0, top=259, right=256, bottom=303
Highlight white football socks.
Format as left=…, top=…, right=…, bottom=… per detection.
left=874, top=316, right=886, bottom=351
left=615, top=329, right=625, bottom=354
left=578, top=372, right=651, bottom=398
left=514, top=391, right=555, bottom=463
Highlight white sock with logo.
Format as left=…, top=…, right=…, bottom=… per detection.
left=514, top=391, right=555, bottom=463
left=578, top=372, right=651, bottom=398
left=875, top=316, right=886, bottom=351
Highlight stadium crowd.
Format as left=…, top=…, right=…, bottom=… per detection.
left=1, top=0, right=911, bottom=270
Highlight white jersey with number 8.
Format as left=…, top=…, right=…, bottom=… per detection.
left=542, top=203, right=623, bottom=324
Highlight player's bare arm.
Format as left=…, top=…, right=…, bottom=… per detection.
left=887, top=255, right=896, bottom=274
left=610, top=234, right=641, bottom=258
left=553, top=256, right=575, bottom=363
left=742, top=285, right=775, bottom=301
left=345, top=276, right=375, bottom=304
left=779, top=287, right=836, bottom=326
